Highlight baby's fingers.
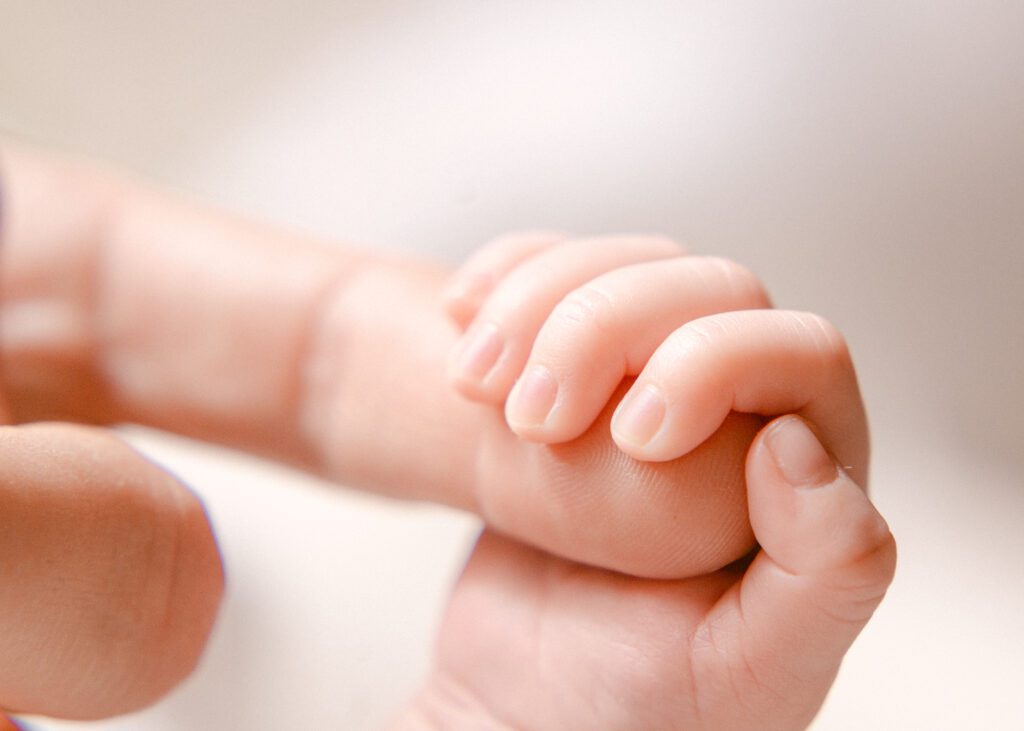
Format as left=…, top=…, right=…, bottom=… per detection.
left=611, top=310, right=869, bottom=484
left=447, top=235, right=685, bottom=402
left=442, top=231, right=569, bottom=329
left=504, top=257, right=770, bottom=441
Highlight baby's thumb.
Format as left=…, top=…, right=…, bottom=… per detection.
left=725, top=416, right=896, bottom=720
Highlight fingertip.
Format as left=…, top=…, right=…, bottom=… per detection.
left=609, top=382, right=722, bottom=463
left=447, top=321, right=509, bottom=402
left=448, top=370, right=507, bottom=404
left=610, top=384, right=668, bottom=458
left=504, top=365, right=559, bottom=439
left=505, top=412, right=585, bottom=445
left=763, top=414, right=837, bottom=489
left=747, top=415, right=894, bottom=579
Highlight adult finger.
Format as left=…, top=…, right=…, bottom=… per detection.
left=441, top=230, right=569, bottom=329
left=693, top=416, right=896, bottom=729
left=610, top=310, right=869, bottom=486
left=504, top=256, right=770, bottom=441
left=447, top=235, right=686, bottom=402
left=0, top=423, right=224, bottom=720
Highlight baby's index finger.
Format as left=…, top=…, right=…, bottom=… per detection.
left=610, top=310, right=869, bottom=487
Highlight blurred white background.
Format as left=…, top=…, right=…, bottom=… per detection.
left=2, top=1, right=1022, bottom=728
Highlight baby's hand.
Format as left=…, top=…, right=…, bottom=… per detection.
left=440, top=232, right=869, bottom=580
left=444, top=231, right=867, bottom=483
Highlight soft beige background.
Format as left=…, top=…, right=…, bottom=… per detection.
left=2, top=1, right=1022, bottom=729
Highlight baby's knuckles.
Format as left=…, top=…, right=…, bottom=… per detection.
left=474, top=381, right=763, bottom=579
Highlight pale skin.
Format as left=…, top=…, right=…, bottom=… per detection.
left=0, top=140, right=895, bottom=729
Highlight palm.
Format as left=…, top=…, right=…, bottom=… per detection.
left=428, top=531, right=832, bottom=731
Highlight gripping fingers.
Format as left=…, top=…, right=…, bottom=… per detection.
left=504, top=257, right=771, bottom=442
left=447, top=235, right=686, bottom=402
left=611, top=310, right=869, bottom=485
left=741, top=417, right=894, bottom=691
left=441, top=231, right=569, bottom=329
left=695, top=416, right=895, bottom=727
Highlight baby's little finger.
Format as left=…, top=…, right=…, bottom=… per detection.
left=611, top=310, right=869, bottom=485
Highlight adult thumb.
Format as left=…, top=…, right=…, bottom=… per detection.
left=703, top=415, right=896, bottom=728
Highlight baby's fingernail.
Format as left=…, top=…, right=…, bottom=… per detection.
left=611, top=385, right=666, bottom=448
left=506, top=366, right=558, bottom=430
left=765, top=416, right=837, bottom=488
left=452, top=322, right=504, bottom=386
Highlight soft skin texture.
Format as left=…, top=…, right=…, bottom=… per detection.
left=395, top=416, right=896, bottom=730
left=0, top=424, right=223, bottom=720
left=444, top=232, right=868, bottom=486
left=0, top=141, right=893, bottom=729
left=0, top=141, right=769, bottom=579
left=442, top=230, right=869, bottom=579
left=0, top=145, right=229, bottom=721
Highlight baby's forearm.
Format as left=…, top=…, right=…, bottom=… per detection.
left=0, top=140, right=483, bottom=509
left=296, top=254, right=487, bottom=508
left=0, top=142, right=773, bottom=579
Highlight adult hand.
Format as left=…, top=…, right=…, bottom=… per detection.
left=0, top=140, right=886, bottom=726
left=397, top=416, right=896, bottom=730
